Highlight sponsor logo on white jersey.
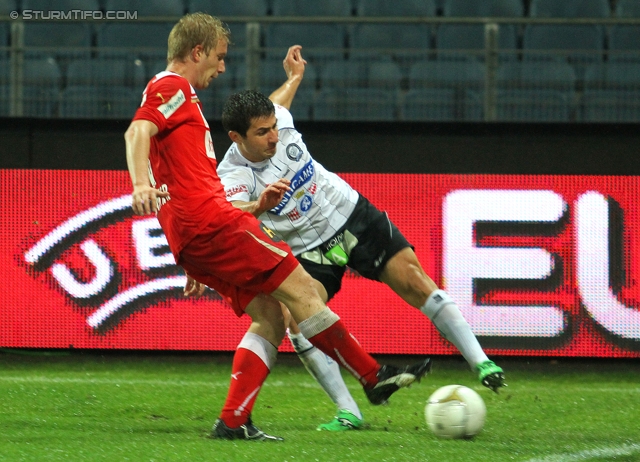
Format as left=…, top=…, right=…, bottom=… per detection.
left=225, top=184, right=249, bottom=199
left=286, top=143, right=303, bottom=161
left=270, top=160, right=315, bottom=215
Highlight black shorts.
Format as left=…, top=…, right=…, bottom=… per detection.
left=297, top=194, right=412, bottom=301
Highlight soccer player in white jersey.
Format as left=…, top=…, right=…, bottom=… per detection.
left=134, top=15, right=432, bottom=442
left=213, top=45, right=506, bottom=398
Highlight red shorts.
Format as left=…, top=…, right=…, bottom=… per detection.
left=178, top=211, right=299, bottom=316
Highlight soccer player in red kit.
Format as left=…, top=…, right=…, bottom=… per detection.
left=124, top=13, right=430, bottom=441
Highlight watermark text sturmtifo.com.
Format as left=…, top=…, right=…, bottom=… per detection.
left=10, top=10, right=138, bottom=20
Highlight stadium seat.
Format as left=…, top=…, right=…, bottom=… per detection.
left=259, top=58, right=318, bottom=93
left=103, top=0, right=185, bottom=17
left=408, top=59, right=485, bottom=91
left=367, top=61, right=404, bottom=89
left=583, top=62, right=640, bottom=121
left=496, top=89, right=574, bottom=122
left=96, top=23, right=174, bottom=53
left=200, top=59, right=234, bottom=90
left=96, top=22, right=174, bottom=68
left=496, top=61, right=576, bottom=92
left=59, top=85, right=103, bottom=118
left=235, top=59, right=317, bottom=94
left=435, top=24, right=518, bottom=61
left=288, top=88, right=315, bottom=122
left=608, top=26, right=640, bottom=62
left=23, top=57, right=62, bottom=88
left=400, top=88, right=457, bottom=121
left=195, top=83, right=232, bottom=121
left=230, top=22, right=259, bottom=52
left=318, top=59, right=367, bottom=90
left=24, top=22, right=93, bottom=60
left=232, top=61, right=253, bottom=91
left=233, top=62, right=252, bottom=91
left=272, top=0, right=352, bottom=16
left=146, top=58, right=168, bottom=81
left=256, top=59, right=283, bottom=90
left=355, top=0, right=437, bottom=16
left=522, top=25, right=605, bottom=74
left=22, top=86, right=59, bottom=117
left=443, top=0, right=524, bottom=18
left=406, top=60, right=486, bottom=121
left=22, top=0, right=99, bottom=11
left=0, top=22, right=8, bottom=56
left=187, top=0, right=269, bottom=16
left=344, top=88, right=397, bottom=121
left=106, top=86, right=141, bottom=119
left=264, top=23, right=347, bottom=62
left=0, top=57, right=7, bottom=83
left=463, top=90, right=484, bottom=121
left=581, top=89, right=640, bottom=122
left=529, top=0, right=611, bottom=18
left=584, top=62, right=640, bottom=90
left=66, top=57, right=145, bottom=88
left=0, top=84, right=9, bottom=116
left=0, top=57, right=8, bottom=115
left=0, top=0, right=16, bottom=15
left=0, top=58, right=58, bottom=117
left=3, top=57, right=61, bottom=117
left=350, top=24, right=431, bottom=63
left=615, top=0, right=640, bottom=17
left=313, top=88, right=397, bottom=121
left=206, top=78, right=313, bottom=121
left=59, top=85, right=140, bottom=119
left=199, top=22, right=253, bottom=69
left=0, top=56, right=11, bottom=117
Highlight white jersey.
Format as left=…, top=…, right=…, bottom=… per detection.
left=217, top=105, right=359, bottom=256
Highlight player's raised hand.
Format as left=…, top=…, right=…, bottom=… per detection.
left=283, top=45, right=307, bottom=80
left=131, top=184, right=170, bottom=215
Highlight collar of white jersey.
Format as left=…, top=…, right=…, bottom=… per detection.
left=232, top=144, right=270, bottom=172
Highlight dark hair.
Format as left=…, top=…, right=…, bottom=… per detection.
left=221, top=90, right=275, bottom=136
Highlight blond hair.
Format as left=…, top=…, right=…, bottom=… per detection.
left=167, top=13, right=230, bottom=62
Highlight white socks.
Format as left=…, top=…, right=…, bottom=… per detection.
left=420, top=290, right=489, bottom=368
left=288, top=330, right=362, bottom=420
left=238, top=332, right=278, bottom=370
left=296, top=307, right=340, bottom=339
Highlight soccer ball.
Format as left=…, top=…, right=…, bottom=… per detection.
left=425, top=384, right=486, bottom=439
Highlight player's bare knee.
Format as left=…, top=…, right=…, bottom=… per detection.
left=247, top=295, right=286, bottom=336
left=276, top=266, right=323, bottom=305
left=405, top=263, right=437, bottom=307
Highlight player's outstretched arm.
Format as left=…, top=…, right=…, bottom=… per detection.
left=124, top=119, right=169, bottom=215
left=268, top=45, right=306, bottom=109
left=231, top=178, right=291, bottom=217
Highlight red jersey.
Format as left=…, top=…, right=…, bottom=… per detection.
left=133, top=72, right=242, bottom=261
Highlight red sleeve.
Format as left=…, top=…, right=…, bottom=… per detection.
left=133, top=75, right=193, bottom=134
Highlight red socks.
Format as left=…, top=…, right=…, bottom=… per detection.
left=219, top=315, right=382, bottom=431
left=306, top=319, right=380, bottom=387
left=219, top=347, right=270, bottom=428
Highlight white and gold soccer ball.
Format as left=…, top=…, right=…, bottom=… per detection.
left=425, top=384, right=486, bottom=439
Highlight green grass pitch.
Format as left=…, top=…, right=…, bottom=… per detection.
left=0, top=351, right=638, bottom=462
